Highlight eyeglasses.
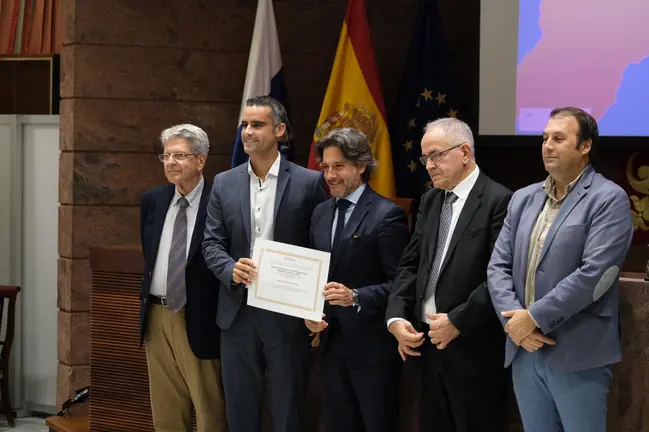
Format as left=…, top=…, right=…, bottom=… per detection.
left=158, top=153, right=198, bottom=162
left=418, top=143, right=464, bottom=166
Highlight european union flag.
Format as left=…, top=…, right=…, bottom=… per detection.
left=390, top=0, right=459, bottom=200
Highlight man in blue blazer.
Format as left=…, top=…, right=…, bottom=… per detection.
left=202, top=96, right=328, bottom=432
left=488, top=107, right=634, bottom=432
left=304, top=128, right=409, bottom=432
left=140, top=124, right=227, bottom=431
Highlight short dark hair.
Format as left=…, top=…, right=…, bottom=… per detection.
left=315, top=128, right=377, bottom=182
left=550, top=107, right=598, bottom=156
left=245, top=96, right=292, bottom=142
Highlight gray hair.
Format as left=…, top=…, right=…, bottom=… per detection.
left=160, top=124, right=210, bottom=156
left=424, top=118, right=475, bottom=157
left=315, top=128, right=377, bottom=182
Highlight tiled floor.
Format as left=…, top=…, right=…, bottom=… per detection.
left=0, top=417, right=48, bottom=432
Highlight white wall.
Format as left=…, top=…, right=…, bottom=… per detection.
left=21, top=116, right=59, bottom=411
left=0, top=115, right=59, bottom=413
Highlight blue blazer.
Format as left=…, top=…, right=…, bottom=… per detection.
left=310, top=186, right=410, bottom=360
left=139, top=182, right=220, bottom=360
left=202, top=158, right=328, bottom=329
left=488, top=165, right=634, bottom=372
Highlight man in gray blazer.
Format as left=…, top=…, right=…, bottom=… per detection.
left=202, top=96, right=327, bottom=432
left=488, top=107, right=633, bottom=432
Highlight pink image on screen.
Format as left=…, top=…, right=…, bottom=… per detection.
left=516, top=0, right=649, bottom=130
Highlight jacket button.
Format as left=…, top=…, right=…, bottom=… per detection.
left=149, top=271, right=152, bottom=276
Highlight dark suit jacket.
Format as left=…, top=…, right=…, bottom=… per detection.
left=386, top=171, right=512, bottom=374
left=311, top=186, right=410, bottom=361
left=139, top=182, right=220, bottom=360
left=202, top=159, right=328, bottom=330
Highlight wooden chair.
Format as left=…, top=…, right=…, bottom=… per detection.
left=388, top=197, right=415, bottom=230
left=0, top=286, right=20, bottom=428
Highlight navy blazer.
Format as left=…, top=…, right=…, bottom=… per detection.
left=202, top=159, right=328, bottom=330
left=139, top=182, right=220, bottom=360
left=311, top=186, right=410, bottom=360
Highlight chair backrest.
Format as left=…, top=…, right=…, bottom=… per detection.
left=0, top=286, right=21, bottom=366
left=388, top=197, right=415, bottom=230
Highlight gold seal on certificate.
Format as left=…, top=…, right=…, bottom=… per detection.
left=248, top=239, right=330, bottom=321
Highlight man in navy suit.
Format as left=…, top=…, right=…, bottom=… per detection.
left=202, top=96, right=328, bottom=432
left=305, top=128, right=409, bottom=432
left=139, top=124, right=227, bottom=431
left=488, top=107, right=634, bottom=431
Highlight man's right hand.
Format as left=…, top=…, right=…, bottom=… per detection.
left=305, top=314, right=328, bottom=333
left=520, top=330, right=556, bottom=352
left=232, top=258, right=257, bottom=286
left=388, top=320, right=425, bottom=361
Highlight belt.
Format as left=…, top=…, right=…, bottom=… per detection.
left=148, top=294, right=169, bottom=307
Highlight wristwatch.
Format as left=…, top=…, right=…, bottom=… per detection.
left=351, top=289, right=360, bottom=307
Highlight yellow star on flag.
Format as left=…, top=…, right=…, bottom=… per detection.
left=421, top=88, right=433, bottom=101
left=447, top=108, right=458, bottom=118
left=435, top=92, right=446, bottom=105
left=407, top=160, right=418, bottom=173
left=407, top=118, right=416, bottom=129
left=403, top=140, right=413, bottom=151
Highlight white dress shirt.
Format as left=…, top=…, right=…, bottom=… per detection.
left=387, top=166, right=480, bottom=327
left=150, top=177, right=205, bottom=297
left=330, top=183, right=367, bottom=246
left=249, top=152, right=281, bottom=257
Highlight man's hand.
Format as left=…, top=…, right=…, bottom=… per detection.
left=502, top=309, right=537, bottom=345
left=232, top=258, right=257, bottom=286
left=324, top=282, right=353, bottom=307
left=520, top=330, right=556, bottom=352
left=310, top=332, right=321, bottom=348
left=305, top=314, right=328, bottom=334
left=426, top=313, right=460, bottom=350
left=388, top=320, right=425, bottom=361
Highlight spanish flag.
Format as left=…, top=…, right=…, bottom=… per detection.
left=307, top=0, right=395, bottom=198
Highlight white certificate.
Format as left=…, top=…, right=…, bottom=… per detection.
left=248, top=239, right=330, bottom=322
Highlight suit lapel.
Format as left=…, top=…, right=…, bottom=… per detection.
left=274, top=159, right=290, bottom=222
left=149, top=185, right=175, bottom=265
left=239, top=166, right=251, bottom=245
left=330, top=187, right=372, bottom=275
left=438, top=174, right=485, bottom=276
left=425, top=191, right=444, bottom=267
left=321, top=199, right=336, bottom=254
left=517, top=189, right=548, bottom=281
left=187, top=181, right=211, bottom=263
left=538, top=168, right=593, bottom=264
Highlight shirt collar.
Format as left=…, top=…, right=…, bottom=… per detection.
left=173, top=176, right=204, bottom=208
left=543, top=165, right=588, bottom=202
left=448, top=165, right=480, bottom=201
left=337, top=183, right=367, bottom=206
left=248, top=152, right=282, bottom=180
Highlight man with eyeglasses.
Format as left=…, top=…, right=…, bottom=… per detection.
left=386, top=118, right=512, bottom=432
left=139, top=124, right=227, bottom=431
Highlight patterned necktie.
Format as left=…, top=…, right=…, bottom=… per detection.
left=332, top=199, right=352, bottom=252
left=424, top=192, right=458, bottom=302
left=166, top=197, right=189, bottom=312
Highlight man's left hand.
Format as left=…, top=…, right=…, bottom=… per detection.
left=502, top=309, right=536, bottom=345
left=426, top=313, right=460, bottom=350
left=324, top=282, right=353, bottom=307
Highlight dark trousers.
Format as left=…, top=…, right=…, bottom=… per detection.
left=321, top=328, right=401, bottom=432
left=419, top=340, right=507, bottom=432
left=220, top=304, right=311, bottom=432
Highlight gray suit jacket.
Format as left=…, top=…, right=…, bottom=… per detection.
left=202, top=159, right=327, bottom=329
left=488, top=165, right=633, bottom=372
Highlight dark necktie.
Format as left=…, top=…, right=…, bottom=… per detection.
left=332, top=199, right=352, bottom=252
left=166, top=197, right=189, bottom=312
left=424, top=192, right=458, bottom=302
